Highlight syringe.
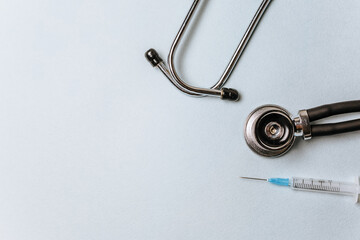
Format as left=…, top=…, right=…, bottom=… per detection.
left=240, top=176, right=360, bottom=203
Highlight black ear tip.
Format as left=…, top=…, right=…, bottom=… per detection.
left=221, top=88, right=240, bottom=101
left=145, top=48, right=156, bottom=58
left=145, top=48, right=163, bottom=67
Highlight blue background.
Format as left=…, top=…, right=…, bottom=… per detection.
left=0, top=0, right=359, bottom=239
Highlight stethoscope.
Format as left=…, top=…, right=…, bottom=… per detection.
left=244, top=101, right=360, bottom=157
left=145, top=1, right=360, bottom=156
left=145, top=0, right=273, bottom=101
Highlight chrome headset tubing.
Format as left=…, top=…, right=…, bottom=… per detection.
left=145, top=0, right=273, bottom=101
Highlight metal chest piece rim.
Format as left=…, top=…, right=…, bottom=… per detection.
left=244, top=105, right=296, bottom=157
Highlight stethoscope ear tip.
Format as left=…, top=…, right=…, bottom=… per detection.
left=221, top=88, right=241, bottom=102
left=145, top=48, right=163, bottom=67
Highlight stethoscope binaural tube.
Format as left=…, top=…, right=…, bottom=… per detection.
left=145, top=0, right=273, bottom=101
left=245, top=100, right=360, bottom=157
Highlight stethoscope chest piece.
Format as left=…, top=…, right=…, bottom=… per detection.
left=245, top=101, right=360, bottom=157
left=245, top=105, right=296, bottom=157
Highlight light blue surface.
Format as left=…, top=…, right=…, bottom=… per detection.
left=0, top=0, right=359, bottom=239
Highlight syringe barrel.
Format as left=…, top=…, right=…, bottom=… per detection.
left=290, top=177, right=358, bottom=196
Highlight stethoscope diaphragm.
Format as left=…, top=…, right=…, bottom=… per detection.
left=245, top=105, right=296, bottom=157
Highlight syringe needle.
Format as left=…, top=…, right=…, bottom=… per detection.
left=240, top=176, right=290, bottom=186
left=240, top=176, right=267, bottom=181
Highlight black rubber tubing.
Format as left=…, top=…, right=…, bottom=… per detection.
left=311, top=119, right=360, bottom=137
left=307, top=100, right=360, bottom=122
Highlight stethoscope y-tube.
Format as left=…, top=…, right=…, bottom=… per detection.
left=306, top=101, right=360, bottom=137
left=245, top=100, right=360, bottom=157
